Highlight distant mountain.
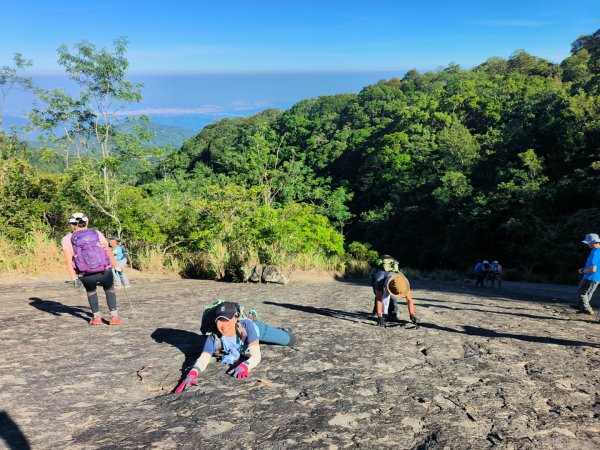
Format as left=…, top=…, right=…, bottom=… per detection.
left=147, top=121, right=198, bottom=148
left=2, top=114, right=199, bottom=149
left=2, top=112, right=251, bottom=149
left=146, top=113, right=234, bottom=131
left=118, top=119, right=198, bottom=148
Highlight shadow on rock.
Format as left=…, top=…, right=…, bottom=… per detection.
left=333, top=274, right=371, bottom=286
left=409, top=279, right=575, bottom=305
left=0, top=411, right=31, bottom=450
left=151, top=328, right=207, bottom=389
left=263, top=300, right=375, bottom=325
left=28, top=297, right=90, bottom=322
left=416, top=299, right=572, bottom=322
left=419, top=322, right=599, bottom=348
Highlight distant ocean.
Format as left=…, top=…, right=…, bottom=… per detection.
left=5, top=71, right=403, bottom=131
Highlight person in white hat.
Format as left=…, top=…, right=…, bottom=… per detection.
left=574, top=233, right=600, bottom=314
left=62, top=212, right=123, bottom=325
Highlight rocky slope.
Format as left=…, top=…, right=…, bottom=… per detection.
left=0, top=275, right=598, bottom=449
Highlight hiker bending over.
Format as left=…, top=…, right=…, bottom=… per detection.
left=370, top=254, right=401, bottom=319
left=175, top=302, right=296, bottom=393
left=62, top=212, right=123, bottom=325
left=574, top=233, right=600, bottom=315
left=375, top=271, right=419, bottom=328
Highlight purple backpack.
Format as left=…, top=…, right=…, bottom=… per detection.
left=71, top=229, right=110, bottom=274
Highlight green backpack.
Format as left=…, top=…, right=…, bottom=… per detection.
left=379, top=254, right=400, bottom=272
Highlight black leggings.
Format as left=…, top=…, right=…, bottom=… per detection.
left=79, top=270, right=117, bottom=313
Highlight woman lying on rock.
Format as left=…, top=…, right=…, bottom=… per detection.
left=174, top=301, right=296, bottom=393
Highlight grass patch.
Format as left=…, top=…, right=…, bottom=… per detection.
left=0, top=231, right=63, bottom=274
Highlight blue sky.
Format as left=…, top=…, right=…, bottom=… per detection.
left=2, top=1, right=599, bottom=122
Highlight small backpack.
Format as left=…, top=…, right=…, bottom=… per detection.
left=71, top=229, right=110, bottom=274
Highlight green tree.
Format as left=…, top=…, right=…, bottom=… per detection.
left=29, top=37, right=149, bottom=236
left=0, top=53, right=33, bottom=131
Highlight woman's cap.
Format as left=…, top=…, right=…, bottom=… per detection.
left=109, top=236, right=120, bottom=243
left=69, top=212, right=89, bottom=224
left=214, top=302, right=238, bottom=322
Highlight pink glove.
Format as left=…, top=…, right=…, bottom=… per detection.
left=228, top=363, right=249, bottom=379
left=174, top=368, right=199, bottom=393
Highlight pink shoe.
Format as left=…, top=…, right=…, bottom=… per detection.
left=109, top=317, right=122, bottom=325
left=89, top=317, right=102, bottom=325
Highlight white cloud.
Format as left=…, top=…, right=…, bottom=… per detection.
left=116, top=101, right=274, bottom=116
left=115, top=106, right=225, bottom=116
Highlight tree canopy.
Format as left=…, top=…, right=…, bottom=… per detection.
left=3, top=29, right=600, bottom=281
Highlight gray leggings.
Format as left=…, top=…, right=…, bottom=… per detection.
left=79, top=270, right=117, bottom=313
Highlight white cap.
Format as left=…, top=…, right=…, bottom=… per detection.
left=69, top=212, right=89, bottom=224
left=582, top=233, right=600, bottom=245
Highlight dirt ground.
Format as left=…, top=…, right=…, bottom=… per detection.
left=0, top=271, right=598, bottom=449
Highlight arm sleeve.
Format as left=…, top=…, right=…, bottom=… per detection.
left=375, top=276, right=386, bottom=293
left=245, top=343, right=262, bottom=370
left=61, top=234, right=76, bottom=276
left=193, top=335, right=217, bottom=373
left=194, top=352, right=212, bottom=373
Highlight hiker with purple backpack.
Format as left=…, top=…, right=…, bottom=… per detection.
left=62, top=212, right=123, bottom=325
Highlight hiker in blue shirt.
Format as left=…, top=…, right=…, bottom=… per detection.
left=175, top=302, right=296, bottom=393
left=108, top=236, right=130, bottom=288
left=474, top=260, right=487, bottom=288
left=574, top=233, right=600, bottom=314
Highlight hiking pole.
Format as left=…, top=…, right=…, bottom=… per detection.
left=118, top=272, right=136, bottom=318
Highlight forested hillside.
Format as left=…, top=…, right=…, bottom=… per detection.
left=1, top=31, right=599, bottom=281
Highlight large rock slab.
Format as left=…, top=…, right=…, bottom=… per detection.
left=0, top=276, right=598, bottom=449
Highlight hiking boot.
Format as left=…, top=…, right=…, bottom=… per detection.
left=89, top=317, right=102, bottom=325
left=109, top=316, right=123, bottom=325
left=280, top=327, right=297, bottom=346
left=577, top=307, right=594, bottom=315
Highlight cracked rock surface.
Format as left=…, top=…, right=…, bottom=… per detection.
left=0, top=275, right=598, bottom=449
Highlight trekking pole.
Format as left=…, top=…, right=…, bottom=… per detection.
left=118, top=272, right=136, bottom=318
